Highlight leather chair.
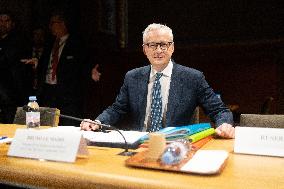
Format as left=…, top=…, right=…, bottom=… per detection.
left=240, top=114, right=284, bottom=128
left=13, top=107, right=60, bottom=127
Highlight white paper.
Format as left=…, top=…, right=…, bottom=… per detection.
left=82, top=130, right=148, bottom=144
left=181, top=150, right=228, bottom=174
left=0, top=138, right=13, bottom=144
left=48, top=126, right=148, bottom=145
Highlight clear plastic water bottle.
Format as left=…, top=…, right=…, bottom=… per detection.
left=26, top=96, right=40, bottom=128
left=160, top=139, right=191, bottom=165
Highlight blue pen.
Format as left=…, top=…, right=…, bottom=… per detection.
left=0, top=136, right=8, bottom=140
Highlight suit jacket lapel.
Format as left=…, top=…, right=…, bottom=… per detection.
left=137, top=66, right=150, bottom=108
left=166, top=63, right=183, bottom=126
left=136, top=66, right=150, bottom=126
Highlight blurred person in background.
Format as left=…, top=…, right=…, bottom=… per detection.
left=0, top=10, right=31, bottom=123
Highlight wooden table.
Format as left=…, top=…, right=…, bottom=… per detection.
left=0, top=124, right=283, bottom=189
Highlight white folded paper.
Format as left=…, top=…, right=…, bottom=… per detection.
left=181, top=150, right=229, bottom=174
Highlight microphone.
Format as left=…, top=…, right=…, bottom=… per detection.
left=22, top=105, right=135, bottom=156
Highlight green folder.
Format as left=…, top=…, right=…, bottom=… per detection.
left=187, top=128, right=215, bottom=143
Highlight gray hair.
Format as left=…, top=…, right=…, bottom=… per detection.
left=142, top=23, right=173, bottom=43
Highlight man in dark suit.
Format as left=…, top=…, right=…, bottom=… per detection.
left=81, top=23, right=235, bottom=138
left=36, top=12, right=87, bottom=126
left=0, top=11, right=31, bottom=123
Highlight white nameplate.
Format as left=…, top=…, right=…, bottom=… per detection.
left=8, top=129, right=89, bottom=163
left=234, top=127, right=284, bottom=157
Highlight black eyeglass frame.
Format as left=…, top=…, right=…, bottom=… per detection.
left=143, top=41, right=174, bottom=51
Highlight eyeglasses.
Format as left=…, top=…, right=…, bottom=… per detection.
left=143, top=42, right=174, bottom=51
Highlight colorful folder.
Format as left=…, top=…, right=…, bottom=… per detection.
left=140, top=123, right=211, bottom=142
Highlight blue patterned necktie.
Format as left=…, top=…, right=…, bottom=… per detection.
left=149, top=72, right=163, bottom=132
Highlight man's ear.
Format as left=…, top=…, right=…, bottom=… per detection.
left=171, top=43, right=175, bottom=53
left=143, top=46, right=147, bottom=55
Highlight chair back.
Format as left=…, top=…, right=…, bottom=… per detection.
left=13, top=107, right=60, bottom=127
left=240, top=114, right=284, bottom=128
left=190, top=107, right=200, bottom=124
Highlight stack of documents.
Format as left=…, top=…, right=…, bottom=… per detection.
left=140, top=123, right=214, bottom=143
left=83, top=130, right=148, bottom=149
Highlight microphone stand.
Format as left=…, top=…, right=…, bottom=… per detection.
left=100, top=124, right=137, bottom=156
left=46, top=111, right=136, bottom=156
